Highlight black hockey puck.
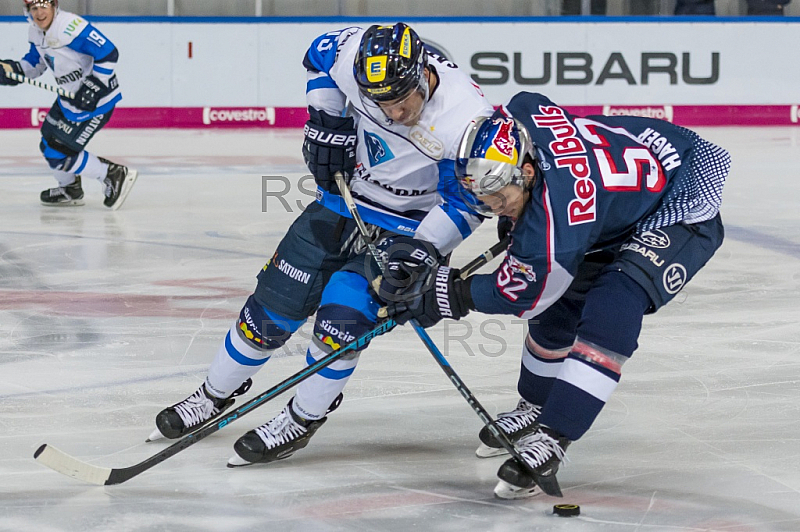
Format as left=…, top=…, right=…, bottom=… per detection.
left=553, top=504, right=580, bottom=517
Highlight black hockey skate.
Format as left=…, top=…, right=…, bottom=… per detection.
left=476, top=398, right=541, bottom=458
left=494, top=425, right=571, bottom=500
left=228, top=394, right=343, bottom=467
left=100, top=157, right=138, bottom=210
left=40, top=176, right=84, bottom=206
left=148, top=378, right=252, bottom=441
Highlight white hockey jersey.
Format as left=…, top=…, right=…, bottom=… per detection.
left=304, top=27, right=493, bottom=255
left=20, top=9, right=121, bottom=122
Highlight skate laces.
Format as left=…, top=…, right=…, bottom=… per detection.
left=496, top=399, right=542, bottom=434
left=254, top=406, right=307, bottom=449
left=173, top=387, right=220, bottom=428
left=104, top=178, right=116, bottom=198
left=516, top=429, right=568, bottom=469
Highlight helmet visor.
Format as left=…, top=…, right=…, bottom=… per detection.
left=455, top=158, right=526, bottom=217
left=359, top=72, right=429, bottom=127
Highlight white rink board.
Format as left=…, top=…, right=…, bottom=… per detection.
left=0, top=19, right=798, bottom=107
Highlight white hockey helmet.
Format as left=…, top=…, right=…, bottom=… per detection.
left=455, top=109, right=536, bottom=217
left=24, top=0, right=58, bottom=24
left=24, top=0, right=57, bottom=10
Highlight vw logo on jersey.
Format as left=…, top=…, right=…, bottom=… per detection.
left=663, top=263, right=687, bottom=294
left=634, top=229, right=671, bottom=249
left=364, top=131, right=394, bottom=166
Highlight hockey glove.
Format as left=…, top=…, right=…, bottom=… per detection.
left=375, top=236, right=442, bottom=302
left=302, top=106, right=357, bottom=195
left=0, top=60, right=24, bottom=86
left=72, top=75, right=110, bottom=111
left=497, top=215, right=514, bottom=241
left=384, top=265, right=473, bottom=328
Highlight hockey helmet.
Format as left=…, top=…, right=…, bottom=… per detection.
left=24, top=0, right=57, bottom=10
left=354, top=23, right=429, bottom=125
left=455, top=110, right=536, bottom=217
left=24, top=0, right=58, bottom=26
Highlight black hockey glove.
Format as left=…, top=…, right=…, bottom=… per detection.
left=497, top=215, right=514, bottom=241
left=375, top=236, right=442, bottom=302
left=0, top=60, right=24, bottom=86
left=72, top=75, right=110, bottom=111
left=302, top=106, right=357, bottom=195
left=384, top=265, right=474, bottom=328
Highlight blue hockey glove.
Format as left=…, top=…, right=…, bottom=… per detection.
left=302, top=106, right=357, bottom=195
left=375, top=236, right=442, bottom=302
left=0, top=60, right=24, bottom=86
left=384, top=265, right=473, bottom=328
left=72, top=75, right=110, bottom=111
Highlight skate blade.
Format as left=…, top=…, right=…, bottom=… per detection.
left=145, top=428, right=165, bottom=442
left=493, top=479, right=543, bottom=500
left=109, top=168, right=138, bottom=211
left=227, top=453, right=254, bottom=468
left=41, top=199, right=85, bottom=207
left=476, top=443, right=509, bottom=458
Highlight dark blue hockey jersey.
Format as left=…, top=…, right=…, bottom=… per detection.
left=470, top=92, right=729, bottom=319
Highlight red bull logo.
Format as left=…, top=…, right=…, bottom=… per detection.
left=508, top=255, right=536, bottom=282
left=486, top=118, right=518, bottom=165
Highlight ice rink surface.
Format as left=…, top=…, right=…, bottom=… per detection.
left=1, top=126, right=799, bottom=532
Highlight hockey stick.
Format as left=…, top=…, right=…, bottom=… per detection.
left=331, top=173, right=537, bottom=482
left=2, top=70, right=76, bottom=100
left=33, top=238, right=507, bottom=485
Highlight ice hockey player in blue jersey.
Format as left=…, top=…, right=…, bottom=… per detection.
left=380, top=91, right=729, bottom=499
left=0, top=0, right=137, bottom=209
left=149, top=23, right=492, bottom=467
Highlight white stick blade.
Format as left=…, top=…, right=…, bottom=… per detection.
left=34, top=444, right=112, bottom=485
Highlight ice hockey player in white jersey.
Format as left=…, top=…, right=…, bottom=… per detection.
left=150, top=23, right=493, bottom=467
left=0, top=0, right=137, bottom=209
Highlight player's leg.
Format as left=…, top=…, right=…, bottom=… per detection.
left=37, top=104, right=136, bottom=208
left=496, top=216, right=725, bottom=498
left=229, top=249, right=381, bottom=466
left=150, top=206, right=353, bottom=440
left=478, top=251, right=612, bottom=458
left=475, top=302, right=576, bottom=458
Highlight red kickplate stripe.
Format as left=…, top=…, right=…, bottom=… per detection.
left=0, top=105, right=798, bottom=128
left=0, top=106, right=310, bottom=129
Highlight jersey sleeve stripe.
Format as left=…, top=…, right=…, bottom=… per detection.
left=307, top=75, right=338, bottom=92
left=92, top=65, right=114, bottom=75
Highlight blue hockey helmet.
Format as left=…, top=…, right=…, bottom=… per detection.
left=354, top=23, right=429, bottom=125
left=455, top=110, right=536, bottom=217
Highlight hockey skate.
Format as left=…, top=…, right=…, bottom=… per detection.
left=40, top=176, right=84, bottom=206
left=227, top=394, right=343, bottom=467
left=494, top=425, right=571, bottom=500
left=100, top=157, right=138, bottom=210
left=476, top=398, right=542, bottom=458
left=147, top=378, right=252, bottom=441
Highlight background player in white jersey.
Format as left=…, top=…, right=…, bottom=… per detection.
left=149, top=23, right=492, bottom=467
left=0, top=0, right=137, bottom=209
left=381, top=92, right=729, bottom=498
